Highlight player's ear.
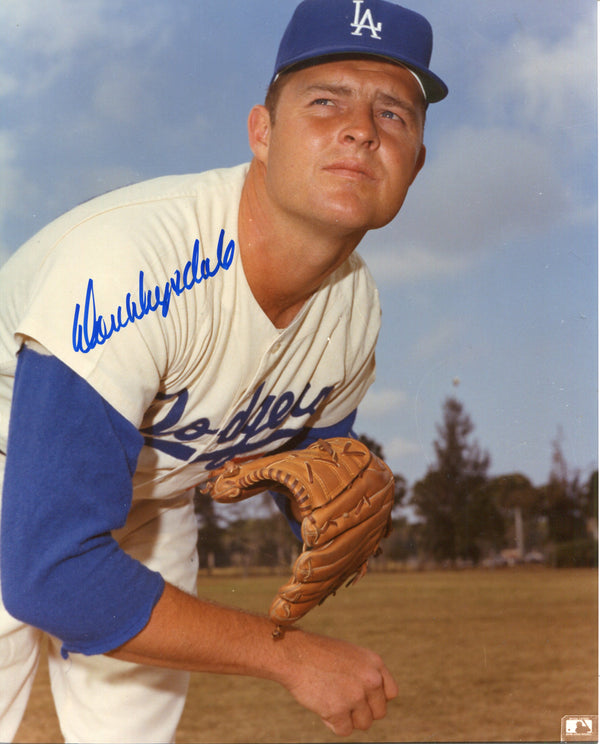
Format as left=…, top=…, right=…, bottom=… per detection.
left=409, top=144, right=426, bottom=185
left=248, top=105, right=271, bottom=163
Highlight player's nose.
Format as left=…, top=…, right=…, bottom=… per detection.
left=338, top=104, right=380, bottom=149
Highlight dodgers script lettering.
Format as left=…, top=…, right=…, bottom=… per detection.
left=71, top=230, right=235, bottom=353
left=141, top=381, right=336, bottom=470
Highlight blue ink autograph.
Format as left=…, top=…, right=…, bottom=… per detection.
left=72, top=230, right=235, bottom=353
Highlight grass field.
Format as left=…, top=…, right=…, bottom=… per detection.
left=15, top=567, right=597, bottom=743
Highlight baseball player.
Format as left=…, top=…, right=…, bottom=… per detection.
left=0, top=0, right=447, bottom=740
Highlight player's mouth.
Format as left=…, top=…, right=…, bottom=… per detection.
left=322, top=160, right=376, bottom=181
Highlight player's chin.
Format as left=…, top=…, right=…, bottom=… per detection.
left=366, top=198, right=407, bottom=230
left=338, top=190, right=405, bottom=230
left=318, top=197, right=391, bottom=232
left=334, top=208, right=398, bottom=233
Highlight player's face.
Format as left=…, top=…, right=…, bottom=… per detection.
left=253, top=58, right=427, bottom=234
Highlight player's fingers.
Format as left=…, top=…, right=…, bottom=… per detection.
left=351, top=700, right=376, bottom=730
left=350, top=662, right=397, bottom=728
left=366, top=684, right=389, bottom=721
left=322, top=681, right=392, bottom=734
left=381, top=665, right=399, bottom=700
left=323, top=713, right=354, bottom=737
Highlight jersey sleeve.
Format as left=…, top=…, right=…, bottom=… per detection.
left=9, top=201, right=219, bottom=429
left=0, top=347, right=165, bottom=657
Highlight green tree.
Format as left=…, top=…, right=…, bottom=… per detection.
left=383, top=516, right=419, bottom=562
left=584, top=470, right=598, bottom=532
left=541, top=431, right=589, bottom=544
left=410, top=397, right=503, bottom=564
left=484, top=473, right=545, bottom=556
left=194, top=487, right=228, bottom=570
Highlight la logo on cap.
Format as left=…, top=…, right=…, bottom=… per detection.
left=271, top=0, right=449, bottom=103
left=351, top=0, right=382, bottom=39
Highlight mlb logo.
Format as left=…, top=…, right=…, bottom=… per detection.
left=561, top=716, right=598, bottom=742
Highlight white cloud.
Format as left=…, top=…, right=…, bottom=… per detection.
left=480, top=15, right=596, bottom=153
left=364, top=124, right=568, bottom=283
left=362, top=11, right=593, bottom=285
left=0, top=1, right=174, bottom=100
left=359, top=388, right=408, bottom=417
left=0, top=129, right=27, bottom=265
left=362, top=243, right=470, bottom=283
left=422, top=125, right=568, bottom=244
left=384, top=436, right=422, bottom=460
left=0, top=130, right=17, bottom=207
left=78, top=165, right=147, bottom=200
left=413, top=318, right=464, bottom=362
left=91, top=65, right=155, bottom=126
left=0, top=70, right=18, bottom=98
left=1, top=0, right=106, bottom=53
left=0, top=1, right=170, bottom=57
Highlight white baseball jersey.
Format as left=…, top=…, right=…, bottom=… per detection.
left=0, top=163, right=381, bottom=501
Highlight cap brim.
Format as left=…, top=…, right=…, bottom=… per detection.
left=273, top=48, right=448, bottom=103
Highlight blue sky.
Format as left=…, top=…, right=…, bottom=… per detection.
left=1, top=0, right=597, bottom=488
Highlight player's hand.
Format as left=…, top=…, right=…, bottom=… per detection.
left=277, top=630, right=398, bottom=736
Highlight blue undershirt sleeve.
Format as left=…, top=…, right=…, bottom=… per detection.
left=1, top=347, right=165, bottom=657
left=270, top=410, right=358, bottom=540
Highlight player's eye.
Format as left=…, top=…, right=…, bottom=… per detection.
left=311, top=98, right=334, bottom=106
left=380, top=110, right=403, bottom=122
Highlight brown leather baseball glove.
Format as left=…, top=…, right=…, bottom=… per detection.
left=207, top=437, right=395, bottom=637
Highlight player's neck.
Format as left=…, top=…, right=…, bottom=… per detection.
left=238, top=160, right=365, bottom=328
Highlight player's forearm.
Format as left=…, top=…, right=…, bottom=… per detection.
left=108, top=581, right=399, bottom=736
left=106, top=582, right=294, bottom=683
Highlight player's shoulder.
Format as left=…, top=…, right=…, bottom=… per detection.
left=330, top=251, right=380, bottom=308
left=84, top=163, right=249, bottom=210
left=318, top=250, right=381, bottom=344
left=11, top=164, right=248, bottom=256
left=0, top=164, right=248, bottom=280
left=59, top=163, right=249, bottom=229
left=345, top=251, right=377, bottom=284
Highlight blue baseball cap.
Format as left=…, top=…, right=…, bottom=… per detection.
left=272, top=0, right=448, bottom=103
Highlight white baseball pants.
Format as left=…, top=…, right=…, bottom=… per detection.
left=0, top=476, right=199, bottom=744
